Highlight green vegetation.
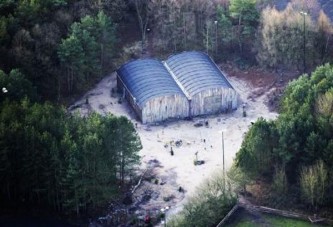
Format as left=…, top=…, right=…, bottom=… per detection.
left=300, top=160, right=328, bottom=209
left=0, top=2, right=134, bottom=216
left=1, top=0, right=333, bottom=221
left=0, top=98, right=141, bottom=215
left=227, top=209, right=326, bottom=227
left=230, top=0, right=259, bottom=53
left=0, top=69, right=37, bottom=103
left=168, top=172, right=237, bottom=227
left=0, top=0, right=120, bottom=100
left=58, top=11, right=116, bottom=95
left=1, top=0, right=333, bottom=100
left=148, top=0, right=261, bottom=58
left=236, top=63, right=333, bottom=210
left=265, top=215, right=323, bottom=227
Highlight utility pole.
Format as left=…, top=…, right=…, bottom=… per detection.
left=222, top=131, right=225, bottom=175
left=218, top=130, right=226, bottom=176
left=218, top=129, right=226, bottom=189
left=214, top=20, right=218, bottom=58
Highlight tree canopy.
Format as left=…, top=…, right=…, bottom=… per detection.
left=0, top=98, right=141, bottom=215
left=236, top=63, right=333, bottom=208
left=0, top=69, right=37, bottom=103
left=257, top=4, right=333, bottom=70
left=58, top=11, right=116, bottom=96
left=2, top=0, right=333, bottom=220
left=230, top=0, right=259, bottom=53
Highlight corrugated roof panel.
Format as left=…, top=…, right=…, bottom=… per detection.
left=117, top=59, right=186, bottom=108
left=165, top=51, right=233, bottom=96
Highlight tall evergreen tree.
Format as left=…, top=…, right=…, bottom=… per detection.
left=229, top=0, right=259, bottom=53
left=58, top=12, right=116, bottom=95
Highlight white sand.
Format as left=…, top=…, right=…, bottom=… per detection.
left=71, top=72, right=278, bottom=218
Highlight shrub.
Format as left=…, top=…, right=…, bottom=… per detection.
left=227, top=164, right=252, bottom=193
left=168, top=171, right=236, bottom=227
left=272, top=165, right=288, bottom=195
left=300, top=160, right=328, bottom=209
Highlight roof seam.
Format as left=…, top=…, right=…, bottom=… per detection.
left=118, top=59, right=187, bottom=107
left=163, top=61, right=192, bottom=101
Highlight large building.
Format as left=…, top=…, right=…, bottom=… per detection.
left=117, top=59, right=189, bottom=123
left=165, top=52, right=237, bottom=117
left=117, top=51, right=238, bottom=124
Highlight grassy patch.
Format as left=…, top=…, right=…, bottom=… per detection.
left=226, top=208, right=326, bottom=227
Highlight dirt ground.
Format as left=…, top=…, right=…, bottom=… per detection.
left=70, top=64, right=296, bottom=224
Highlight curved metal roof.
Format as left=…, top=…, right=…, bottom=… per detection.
left=117, top=59, right=186, bottom=108
left=165, top=51, right=233, bottom=96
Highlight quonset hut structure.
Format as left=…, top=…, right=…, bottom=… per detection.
left=165, top=52, right=237, bottom=117
left=117, top=51, right=238, bottom=124
left=117, top=59, right=189, bottom=123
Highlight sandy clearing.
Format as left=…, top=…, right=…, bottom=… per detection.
left=70, top=72, right=278, bottom=220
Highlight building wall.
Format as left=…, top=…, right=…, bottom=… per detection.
left=190, top=87, right=238, bottom=117
left=142, top=94, right=189, bottom=124
left=117, top=74, right=189, bottom=124
left=117, top=74, right=238, bottom=124
left=117, top=75, right=143, bottom=121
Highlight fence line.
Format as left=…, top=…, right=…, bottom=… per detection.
left=216, top=204, right=239, bottom=227
left=216, top=199, right=333, bottom=226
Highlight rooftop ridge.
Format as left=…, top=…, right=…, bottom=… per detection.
left=163, top=61, right=192, bottom=100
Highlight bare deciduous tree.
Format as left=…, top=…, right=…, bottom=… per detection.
left=256, top=5, right=316, bottom=69
left=316, top=10, right=333, bottom=63
left=300, top=160, right=328, bottom=209
left=133, top=0, right=150, bottom=53
left=150, top=0, right=216, bottom=53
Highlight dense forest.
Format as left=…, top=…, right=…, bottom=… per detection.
left=1, top=0, right=333, bottom=101
left=236, top=63, right=333, bottom=211
left=0, top=99, right=141, bottom=215
left=1, top=0, right=333, bottom=223
left=0, top=0, right=140, bottom=218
